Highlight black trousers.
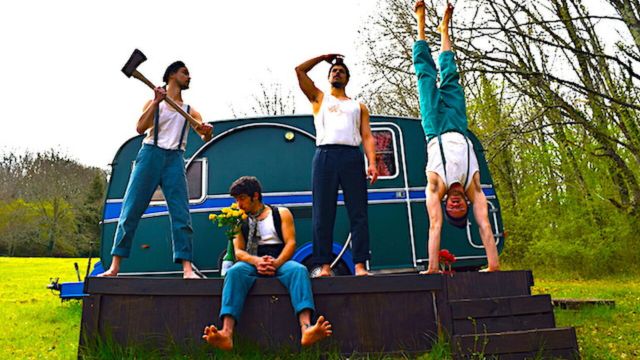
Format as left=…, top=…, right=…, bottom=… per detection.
left=312, top=145, right=371, bottom=265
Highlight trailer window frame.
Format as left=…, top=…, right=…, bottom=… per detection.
left=367, top=127, right=400, bottom=180
left=141, top=157, right=208, bottom=205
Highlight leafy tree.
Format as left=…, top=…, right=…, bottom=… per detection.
left=0, top=150, right=106, bottom=257
left=357, top=0, right=640, bottom=274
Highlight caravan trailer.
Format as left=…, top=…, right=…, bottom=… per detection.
left=100, top=115, right=505, bottom=276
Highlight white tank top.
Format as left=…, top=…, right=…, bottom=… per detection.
left=426, top=132, right=480, bottom=191
left=314, top=94, right=362, bottom=146
left=257, top=211, right=283, bottom=245
left=143, top=102, right=190, bottom=150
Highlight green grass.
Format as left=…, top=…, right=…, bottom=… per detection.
left=2, top=257, right=639, bottom=359
left=0, top=257, right=86, bottom=359
left=531, top=272, right=640, bottom=359
left=80, top=333, right=451, bottom=359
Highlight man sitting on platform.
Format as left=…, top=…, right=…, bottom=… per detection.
left=202, top=176, right=332, bottom=350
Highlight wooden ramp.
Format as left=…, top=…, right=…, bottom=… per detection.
left=79, top=270, right=579, bottom=358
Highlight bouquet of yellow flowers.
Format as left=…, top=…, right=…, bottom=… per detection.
left=209, top=203, right=248, bottom=240
left=209, top=203, right=248, bottom=276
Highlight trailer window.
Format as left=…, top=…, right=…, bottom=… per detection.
left=369, top=128, right=399, bottom=179
left=150, top=158, right=206, bottom=203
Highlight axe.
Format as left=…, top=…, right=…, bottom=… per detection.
left=121, top=49, right=211, bottom=135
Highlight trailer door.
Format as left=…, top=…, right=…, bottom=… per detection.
left=364, top=123, right=416, bottom=271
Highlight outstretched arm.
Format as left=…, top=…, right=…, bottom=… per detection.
left=467, top=173, right=500, bottom=271
left=295, top=54, right=341, bottom=112
left=424, top=172, right=446, bottom=273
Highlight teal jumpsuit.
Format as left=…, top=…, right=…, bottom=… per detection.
left=413, top=40, right=468, bottom=141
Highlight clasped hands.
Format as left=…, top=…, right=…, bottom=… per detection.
left=254, top=255, right=279, bottom=276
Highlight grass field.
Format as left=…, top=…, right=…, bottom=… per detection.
left=531, top=273, right=640, bottom=359
left=1, top=257, right=638, bottom=359
left=0, top=257, right=84, bottom=359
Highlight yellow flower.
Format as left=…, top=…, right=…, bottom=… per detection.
left=208, top=214, right=217, bottom=221
left=241, top=213, right=248, bottom=220
left=222, top=208, right=230, bottom=214
left=231, top=203, right=238, bottom=209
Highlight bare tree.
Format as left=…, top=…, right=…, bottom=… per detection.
left=249, top=80, right=297, bottom=116
left=230, top=71, right=297, bottom=117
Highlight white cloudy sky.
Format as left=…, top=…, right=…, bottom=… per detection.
left=0, top=0, right=626, bottom=169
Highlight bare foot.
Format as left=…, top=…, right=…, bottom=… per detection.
left=437, top=3, right=454, bottom=34
left=301, top=316, right=332, bottom=346
left=419, top=269, right=442, bottom=275
left=97, top=269, right=118, bottom=277
left=317, top=264, right=332, bottom=277
left=202, top=325, right=233, bottom=351
left=183, top=271, right=202, bottom=279
left=355, top=264, right=371, bottom=276
left=480, top=267, right=500, bottom=272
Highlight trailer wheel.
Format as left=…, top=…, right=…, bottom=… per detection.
left=301, top=257, right=352, bottom=276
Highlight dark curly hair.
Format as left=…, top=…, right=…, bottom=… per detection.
left=229, top=176, right=263, bottom=201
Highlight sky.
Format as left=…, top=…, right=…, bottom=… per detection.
left=0, top=0, right=378, bottom=169
left=0, top=0, right=628, bottom=169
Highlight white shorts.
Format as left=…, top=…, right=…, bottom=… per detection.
left=425, top=132, right=479, bottom=191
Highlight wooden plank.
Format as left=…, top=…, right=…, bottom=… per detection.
left=453, top=313, right=556, bottom=335
left=435, top=283, right=453, bottom=336
left=444, top=271, right=533, bottom=301
left=84, top=273, right=442, bottom=296
left=477, top=348, right=580, bottom=360
left=96, top=295, right=218, bottom=347
left=452, top=327, right=578, bottom=356
left=313, top=291, right=438, bottom=353
left=77, top=294, right=101, bottom=356
left=450, top=295, right=552, bottom=319
left=553, top=298, right=615, bottom=309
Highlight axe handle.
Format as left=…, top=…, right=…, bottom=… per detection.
left=131, top=70, right=203, bottom=130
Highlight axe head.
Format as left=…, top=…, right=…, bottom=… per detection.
left=122, top=49, right=147, bottom=77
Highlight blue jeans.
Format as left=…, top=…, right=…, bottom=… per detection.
left=312, top=145, right=371, bottom=265
left=219, top=261, right=315, bottom=322
left=111, top=144, right=193, bottom=263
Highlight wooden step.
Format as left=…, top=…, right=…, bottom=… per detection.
left=450, top=295, right=555, bottom=335
left=443, top=271, right=533, bottom=300
left=553, top=298, right=615, bottom=309
left=452, top=327, right=579, bottom=359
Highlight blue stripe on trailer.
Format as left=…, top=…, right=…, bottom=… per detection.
left=103, top=188, right=496, bottom=221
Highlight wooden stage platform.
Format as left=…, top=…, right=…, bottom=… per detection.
left=80, top=271, right=579, bottom=358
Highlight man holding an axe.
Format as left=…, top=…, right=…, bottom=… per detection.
left=99, top=60, right=213, bottom=278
